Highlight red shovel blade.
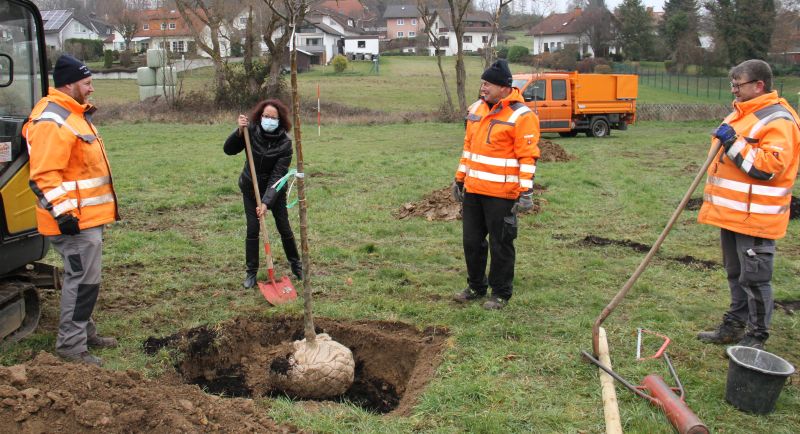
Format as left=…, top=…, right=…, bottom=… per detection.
left=258, top=276, right=297, bottom=305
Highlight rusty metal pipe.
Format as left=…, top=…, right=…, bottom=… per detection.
left=642, top=375, right=709, bottom=434
left=591, top=141, right=723, bottom=355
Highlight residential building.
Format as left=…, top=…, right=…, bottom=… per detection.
left=41, top=9, right=102, bottom=51
left=133, top=8, right=233, bottom=58
left=527, top=7, right=617, bottom=58
left=383, top=5, right=423, bottom=40
left=423, top=9, right=495, bottom=56
left=344, top=35, right=380, bottom=60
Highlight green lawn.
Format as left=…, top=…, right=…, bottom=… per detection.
left=3, top=118, right=798, bottom=433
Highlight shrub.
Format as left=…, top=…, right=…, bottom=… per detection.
left=332, top=54, right=348, bottom=73
left=63, top=38, right=103, bottom=61
left=496, top=45, right=509, bottom=59
left=507, top=46, right=529, bottom=63
left=103, top=50, right=114, bottom=69
left=594, top=64, right=612, bottom=74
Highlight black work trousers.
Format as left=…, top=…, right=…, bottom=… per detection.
left=462, top=192, right=517, bottom=300
left=242, top=187, right=299, bottom=273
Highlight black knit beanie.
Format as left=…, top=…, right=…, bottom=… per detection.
left=481, top=59, right=512, bottom=87
left=53, top=54, right=91, bottom=87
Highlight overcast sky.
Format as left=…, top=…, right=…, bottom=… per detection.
left=548, top=0, right=666, bottom=13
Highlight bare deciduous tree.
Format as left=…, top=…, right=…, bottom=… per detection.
left=447, top=0, right=472, bottom=114
left=484, top=0, right=513, bottom=69
left=418, top=2, right=454, bottom=114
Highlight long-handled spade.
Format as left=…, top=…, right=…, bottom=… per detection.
left=266, top=7, right=355, bottom=399
left=242, top=126, right=297, bottom=305
left=584, top=141, right=722, bottom=434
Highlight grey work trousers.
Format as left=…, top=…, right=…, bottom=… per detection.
left=720, top=228, right=776, bottom=340
left=49, top=226, right=104, bottom=356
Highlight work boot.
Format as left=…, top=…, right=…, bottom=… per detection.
left=453, top=287, right=485, bottom=303
left=57, top=351, right=102, bottom=367
left=243, top=271, right=257, bottom=289
left=283, top=236, right=302, bottom=280
left=482, top=295, right=508, bottom=310
left=697, top=319, right=745, bottom=344
left=87, top=335, right=118, bottom=349
left=736, top=335, right=766, bottom=350
left=244, top=237, right=259, bottom=289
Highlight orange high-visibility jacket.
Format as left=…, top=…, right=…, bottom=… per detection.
left=698, top=91, right=800, bottom=240
left=455, top=88, right=540, bottom=200
left=24, top=88, right=119, bottom=236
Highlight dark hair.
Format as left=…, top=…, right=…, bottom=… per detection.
left=249, top=99, right=292, bottom=132
left=730, top=59, right=773, bottom=92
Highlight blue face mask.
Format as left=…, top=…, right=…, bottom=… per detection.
left=261, top=117, right=279, bottom=132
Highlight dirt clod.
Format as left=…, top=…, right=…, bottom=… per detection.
left=538, top=139, right=575, bottom=162
left=396, top=184, right=547, bottom=221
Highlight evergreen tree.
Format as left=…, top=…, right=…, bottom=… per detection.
left=707, top=0, right=776, bottom=64
left=659, top=0, right=701, bottom=68
left=616, top=0, right=654, bottom=60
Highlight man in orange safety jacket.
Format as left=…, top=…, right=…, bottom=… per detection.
left=24, top=54, right=119, bottom=366
left=697, top=59, right=800, bottom=350
left=451, top=59, right=540, bottom=310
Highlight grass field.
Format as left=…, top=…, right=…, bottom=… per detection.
left=5, top=56, right=799, bottom=432
left=3, top=118, right=798, bottom=433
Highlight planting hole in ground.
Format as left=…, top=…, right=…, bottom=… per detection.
left=143, top=316, right=449, bottom=415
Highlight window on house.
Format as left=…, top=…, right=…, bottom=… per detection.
left=397, top=31, right=404, bottom=37
left=397, top=19, right=404, bottom=25
left=409, top=31, right=416, bottom=37
left=358, top=40, right=366, bottom=48
left=143, top=23, right=149, bottom=30
left=463, top=35, right=472, bottom=43
left=411, top=19, right=417, bottom=25
left=169, top=23, right=176, bottom=30
left=161, top=22, right=166, bottom=30
left=557, top=41, right=562, bottom=50
left=482, top=36, right=488, bottom=43
left=543, top=42, right=549, bottom=52
left=172, top=40, right=184, bottom=52
left=552, top=80, right=567, bottom=100
left=348, top=19, right=354, bottom=26
left=307, top=38, right=321, bottom=45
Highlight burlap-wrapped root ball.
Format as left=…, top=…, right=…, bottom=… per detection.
left=271, top=333, right=355, bottom=399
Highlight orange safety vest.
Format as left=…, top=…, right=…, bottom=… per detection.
left=698, top=91, right=800, bottom=240
left=23, top=88, right=119, bottom=236
left=455, top=88, right=540, bottom=200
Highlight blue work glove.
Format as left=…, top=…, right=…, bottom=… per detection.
left=56, top=214, right=80, bottom=235
left=451, top=181, right=464, bottom=203
left=261, top=187, right=278, bottom=209
left=713, top=123, right=737, bottom=151
left=515, top=190, right=534, bottom=213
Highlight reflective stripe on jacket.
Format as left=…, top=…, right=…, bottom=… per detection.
left=23, top=88, right=119, bottom=235
left=455, top=88, right=540, bottom=199
left=698, top=91, right=800, bottom=239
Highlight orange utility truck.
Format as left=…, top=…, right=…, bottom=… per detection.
left=511, top=72, right=638, bottom=138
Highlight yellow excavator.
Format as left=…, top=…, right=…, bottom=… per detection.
left=0, top=0, right=59, bottom=342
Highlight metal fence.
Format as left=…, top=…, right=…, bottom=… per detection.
left=613, top=64, right=786, bottom=104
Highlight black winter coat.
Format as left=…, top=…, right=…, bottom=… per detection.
left=223, top=124, right=293, bottom=198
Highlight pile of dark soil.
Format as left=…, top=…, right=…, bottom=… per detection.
left=0, top=352, right=299, bottom=433
left=538, top=139, right=575, bottom=162
left=395, top=185, right=547, bottom=221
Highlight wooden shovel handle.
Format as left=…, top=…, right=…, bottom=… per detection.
left=241, top=126, right=275, bottom=270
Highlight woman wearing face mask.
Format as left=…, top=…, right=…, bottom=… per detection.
left=224, top=99, right=302, bottom=289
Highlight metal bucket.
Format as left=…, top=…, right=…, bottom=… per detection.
left=725, top=346, right=795, bottom=414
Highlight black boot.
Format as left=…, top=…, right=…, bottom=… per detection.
left=244, top=237, right=259, bottom=288
left=283, top=236, right=303, bottom=280
left=697, top=318, right=745, bottom=344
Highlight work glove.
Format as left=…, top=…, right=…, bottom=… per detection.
left=261, top=187, right=278, bottom=210
left=451, top=181, right=464, bottom=203
left=713, top=123, right=737, bottom=151
left=56, top=214, right=80, bottom=235
left=515, top=190, right=534, bottom=213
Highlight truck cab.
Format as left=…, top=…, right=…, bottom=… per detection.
left=512, top=72, right=638, bottom=138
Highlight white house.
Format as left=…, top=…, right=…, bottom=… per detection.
left=41, top=9, right=102, bottom=51
left=344, top=35, right=380, bottom=59
left=527, top=7, right=617, bottom=58
left=424, top=9, right=495, bottom=56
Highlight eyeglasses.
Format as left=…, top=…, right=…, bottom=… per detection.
left=730, top=80, right=758, bottom=90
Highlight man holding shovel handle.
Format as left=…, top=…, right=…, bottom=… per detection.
left=696, top=59, right=800, bottom=351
